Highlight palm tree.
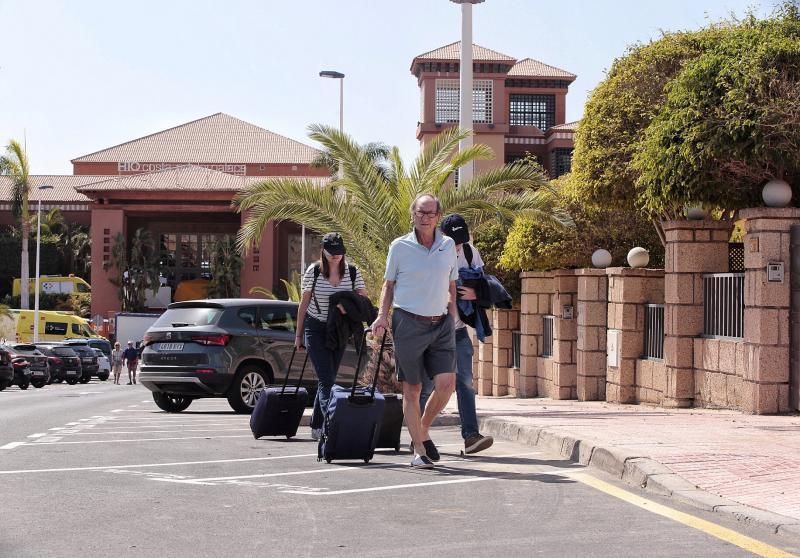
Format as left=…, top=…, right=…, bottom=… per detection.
left=311, top=140, right=391, bottom=177
left=0, top=140, right=32, bottom=309
left=234, top=125, right=571, bottom=297
left=106, top=229, right=161, bottom=311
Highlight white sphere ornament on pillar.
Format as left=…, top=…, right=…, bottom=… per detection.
left=762, top=179, right=792, bottom=208
left=627, top=247, right=650, bottom=268
left=591, top=249, right=612, bottom=269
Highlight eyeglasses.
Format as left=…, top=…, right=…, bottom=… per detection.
left=414, top=210, right=439, bottom=219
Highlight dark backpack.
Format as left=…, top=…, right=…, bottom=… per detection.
left=311, top=263, right=358, bottom=315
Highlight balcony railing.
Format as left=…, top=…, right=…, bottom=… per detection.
left=512, top=330, right=521, bottom=369
left=703, top=273, right=745, bottom=338
left=542, top=315, right=555, bottom=358
left=643, top=304, right=665, bottom=360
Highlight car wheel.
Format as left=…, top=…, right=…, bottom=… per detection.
left=98, top=373, right=109, bottom=381
left=152, top=392, right=193, bottom=413
left=19, top=382, right=29, bottom=390
left=0, top=382, right=7, bottom=391
left=54, top=378, right=64, bottom=384
left=32, top=381, right=46, bottom=389
left=227, top=365, right=269, bottom=414
left=79, top=375, right=90, bottom=384
left=66, top=378, right=78, bottom=385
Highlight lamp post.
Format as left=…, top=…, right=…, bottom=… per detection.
left=450, top=0, right=485, bottom=187
left=306, top=70, right=346, bottom=272
left=33, top=184, right=54, bottom=343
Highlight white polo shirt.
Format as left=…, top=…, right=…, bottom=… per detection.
left=384, top=229, right=458, bottom=316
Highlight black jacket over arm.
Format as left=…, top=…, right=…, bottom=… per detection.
left=325, top=291, right=378, bottom=351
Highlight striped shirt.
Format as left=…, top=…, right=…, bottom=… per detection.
left=302, top=262, right=366, bottom=321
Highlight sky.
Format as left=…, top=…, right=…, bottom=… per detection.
left=0, top=0, right=776, bottom=175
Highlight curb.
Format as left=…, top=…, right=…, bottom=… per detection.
left=478, top=416, right=800, bottom=540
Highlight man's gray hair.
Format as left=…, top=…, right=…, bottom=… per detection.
left=409, top=193, right=442, bottom=216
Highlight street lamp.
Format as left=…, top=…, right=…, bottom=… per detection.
left=303, top=70, right=346, bottom=273
left=451, top=0, right=485, bottom=187
left=33, top=184, right=54, bottom=343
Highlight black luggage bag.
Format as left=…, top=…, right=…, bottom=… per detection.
left=319, top=329, right=389, bottom=463
left=250, top=348, right=309, bottom=440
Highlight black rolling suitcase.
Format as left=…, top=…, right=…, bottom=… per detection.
left=319, top=329, right=388, bottom=463
left=250, top=348, right=309, bottom=440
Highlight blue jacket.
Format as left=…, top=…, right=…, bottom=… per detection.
left=456, top=267, right=512, bottom=342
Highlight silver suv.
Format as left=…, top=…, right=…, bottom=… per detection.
left=140, top=299, right=358, bottom=413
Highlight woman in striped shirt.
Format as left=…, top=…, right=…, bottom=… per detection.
left=295, top=232, right=367, bottom=440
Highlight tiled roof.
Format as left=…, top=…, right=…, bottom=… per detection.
left=550, top=121, right=579, bottom=132
left=508, top=58, right=576, bottom=79
left=413, top=41, right=516, bottom=63
left=75, top=165, right=330, bottom=192
left=0, top=175, right=115, bottom=203
left=71, top=113, right=320, bottom=165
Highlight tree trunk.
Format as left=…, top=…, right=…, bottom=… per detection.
left=20, top=220, right=30, bottom=310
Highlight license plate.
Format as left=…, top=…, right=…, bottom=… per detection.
left=82, top=358, right=93, bottom=363
left=159, top=343, right=184, bottom=351
left=33, top=371, right=44, bottom=376
left=66, top=370, right=78, bottom=375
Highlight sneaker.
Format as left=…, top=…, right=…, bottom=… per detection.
left=311, top=428, right=323, bottom=441
left=410, top=454, right=434, bottom=469
left=422, top=439, right=440, bottom=462
left=464, top=433, right=494, bottom=455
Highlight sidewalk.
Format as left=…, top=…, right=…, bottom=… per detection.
left=442, top=396, right=800, bottom=537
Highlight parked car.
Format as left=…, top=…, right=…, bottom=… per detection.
left=58, top=341, right=99, bottom=383
left=66, top=337, right=112, bottom=358
left=140, top=299, right=359, bottom=414
left=3, top=347, right=32, bottom=390
left=0, top=348, right=14, bottom=391
left=93, top=349, right=111, bottom=379
left=3, top=344, right=49, bottom=388
left=35, top=344, right=83, bottom=385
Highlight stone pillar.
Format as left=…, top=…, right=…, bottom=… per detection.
left=519, top=272, right=553, bottom=397
left=552, top=270, right=578, bottom=399
left=576, top=269, right=608, bottom=401
left=492, top=308, right=519, bottom=396
left=477, top=331, right=494, bottom=396
left=740, top=208, right=800, bottom=413
left=605, top=268, right=663, bottom=403
left=90, top=208, right=125, bottom=317
left=662, top=220, right=730, bottom=408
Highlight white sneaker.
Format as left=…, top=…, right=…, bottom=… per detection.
left=410, top=454, right=435, bottom=469
left=311, top=428, right=323, bottom=441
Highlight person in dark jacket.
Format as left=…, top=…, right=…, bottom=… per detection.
left=122, top=340, right=140, bottom=385
left=419, top=214, right=498, bottom=455
left=294, top=233, right=368, bottom=441
left=326, top=290, right=378, bottom=351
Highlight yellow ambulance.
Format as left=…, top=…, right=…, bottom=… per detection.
left=12, top=275, right=91, bottom=297
left=0, top=310, right=102, bottom=343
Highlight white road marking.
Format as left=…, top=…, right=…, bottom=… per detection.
left=110, top=409, right=123, bottom=413
left=16, top=434, right=254, bottom=446
left=34, top=437, right=62, bottom=443
left=0, top=442, right=26, bottom=450
left=48, top=427, right=65, bottom=431
left=285, top=477, right=493, bottom=495
left=65, top=428, right=251, bottom=435
left=66, top=422, right=79, bottom=425
left=0, top=454, right=320, bottom=474
left=27, top=433, right=47, bottom=438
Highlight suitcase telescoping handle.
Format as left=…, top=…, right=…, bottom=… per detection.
left=280, top=346, right=309, bottom=395
left=350, top=327, right=388, bottom=399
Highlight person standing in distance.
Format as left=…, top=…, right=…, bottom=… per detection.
left=421, top=214, right=494, bottom=454
left=122, top=340, right=139, bottom=385
left=371, top=193, right=458, bottom=469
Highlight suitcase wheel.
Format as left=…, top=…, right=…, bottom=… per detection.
left=395, top=445, right=400, bottom=453
left=325, top=458, right=332, bottom=464
left=286, top=435, right=292, bottom=440
left=364, top=459, right=370, bottom=464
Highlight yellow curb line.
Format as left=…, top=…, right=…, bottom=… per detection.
left=570, top=472, right=798, bottom=558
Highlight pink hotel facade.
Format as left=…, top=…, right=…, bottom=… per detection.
left=0, top=42, right=576, bottom=318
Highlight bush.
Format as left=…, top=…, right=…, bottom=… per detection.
left=1, top=292, right=91, bottom=316
left=472, top=220, right=522, bottom=304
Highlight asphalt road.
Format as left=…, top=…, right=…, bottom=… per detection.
left=2, top=381, right=799, bottom=558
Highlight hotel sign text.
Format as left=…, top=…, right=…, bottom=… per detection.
left=118, top=162, right=247, bottom=175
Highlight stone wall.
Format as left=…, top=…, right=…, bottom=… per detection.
left=692, top=338, right=746, bottom=408
left=576, top=269, right=608, bottom=401
left=519, top=272, right=553, bottom=397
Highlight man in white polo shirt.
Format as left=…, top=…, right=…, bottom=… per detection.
left=371, top=193, right=458, bottom=469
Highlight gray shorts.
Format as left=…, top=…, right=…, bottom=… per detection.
left=391, top=308, right=456, bottom=385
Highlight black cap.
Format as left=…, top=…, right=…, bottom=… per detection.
left=322, top=232, right=346, bottom=255
left=440, top=214, right=469, bottom=245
